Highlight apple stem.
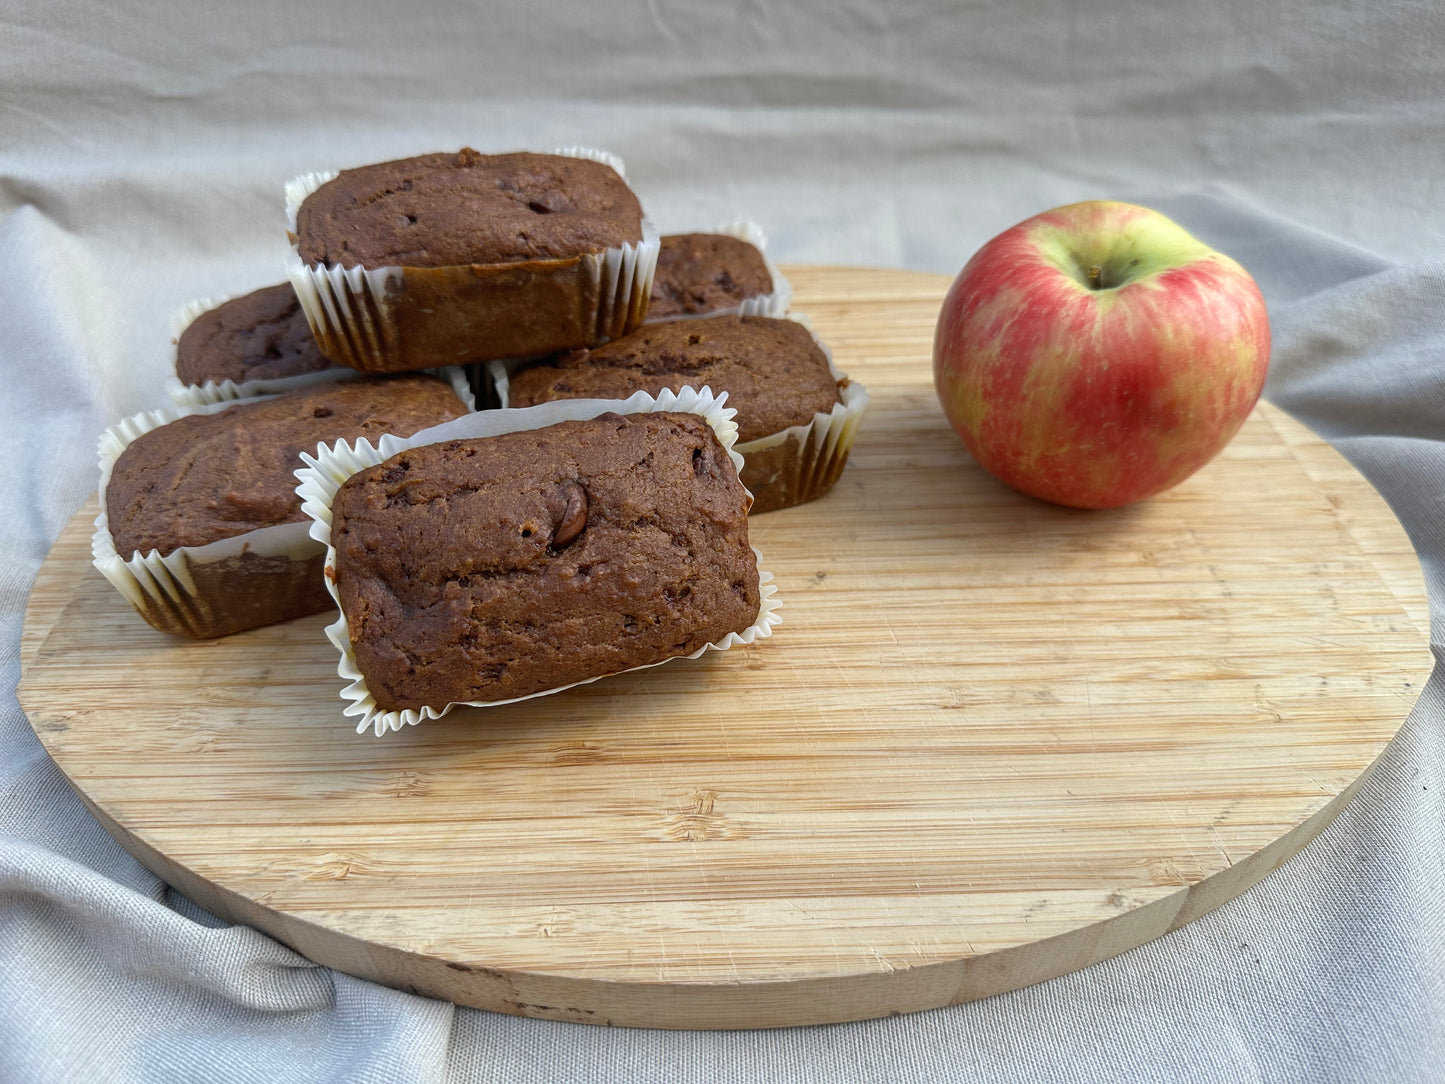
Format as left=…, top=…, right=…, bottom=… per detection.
left=1087, top=264, right=1104, bottom=289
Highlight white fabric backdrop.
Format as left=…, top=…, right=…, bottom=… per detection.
left=2, top=1, right=1441, bottom=1080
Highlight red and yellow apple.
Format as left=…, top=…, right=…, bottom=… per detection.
left=932, top=200, right=1271, bottom=509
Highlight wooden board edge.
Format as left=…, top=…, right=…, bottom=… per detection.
left=1258, top=401, right=1433, bottom=639
left=61, top=754, right=1374, bottom=1029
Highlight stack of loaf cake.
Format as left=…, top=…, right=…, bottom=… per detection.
left=94, top=147, right=866, bottom=734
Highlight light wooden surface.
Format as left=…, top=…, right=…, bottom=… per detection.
left=18, top=266, right=1433, bottom=1029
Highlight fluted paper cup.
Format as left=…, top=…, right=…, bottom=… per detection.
left=285, top=147, right=660, bottom=374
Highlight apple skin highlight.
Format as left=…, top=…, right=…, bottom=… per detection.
left=933, top=201, right=1271, bottom=509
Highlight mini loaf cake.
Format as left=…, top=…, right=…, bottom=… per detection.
left=175, top=283, right=346, bottom=387
left=103, top=375, right=468, bottom=638
left=648, top=233, right=774, bottom=320
left=503, top=315, right=860, bottom=512
left=328, top=411, right=760, bottom=712
left=288, top=149, right=657, bottom=372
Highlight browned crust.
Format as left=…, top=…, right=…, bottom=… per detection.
left=176, top=284, right=341, bottom=386
left=505, top=316, right=840, bottom=444
left=106, top=376, right=468, bottom=557
left=296, top=150, right=643, bottom=270
left=330, top=412, right=759, bottom=711
left=649, top=233, right=773, bottom=319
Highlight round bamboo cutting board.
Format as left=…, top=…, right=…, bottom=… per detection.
left=19, top=267, right=1433, bottom=1029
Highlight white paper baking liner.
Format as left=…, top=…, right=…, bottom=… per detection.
left=94, top=373, right=477, bottom=636
left=165, top=293, right=479, bottom=409
left=284, top=147, right=660, bottom=371
left=92, top=397, right=323, bottom=637
left=167, top=368, right=358, bottom=409
left=294, top=386, right=783, bottom=736
left=487, top=311, right=868, bottom=513
left=645, top=219, right=793, bottom=322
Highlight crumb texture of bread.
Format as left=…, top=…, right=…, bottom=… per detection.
left=649, top=233, right=773, bottom=319
left=107, top=376, right=468, bottom=557
left=297, top=150, right=643, bottom=270
left=330, top=411, right=759, bottom=711
left=175, top=284, right=342, bottom=385
left=506, top=316, right=840, bottom=443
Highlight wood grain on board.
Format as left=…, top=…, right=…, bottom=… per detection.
left=18, top=266, right=1433, bottom=1029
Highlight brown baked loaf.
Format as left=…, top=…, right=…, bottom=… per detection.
left=329, top=411, right=759, bottom=712
left=505, top=315, right=840, bottom=444
left=289, top=149, right=654, bottom=374
left=649, top=233, right=774, bottom=320
left=108, top=375, right=469, bottom=556
left=104, top=375, right=469, bottom=639
left=296, top=149, right=643, bottom=270
left=175, top=284, right=344, bottom=386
